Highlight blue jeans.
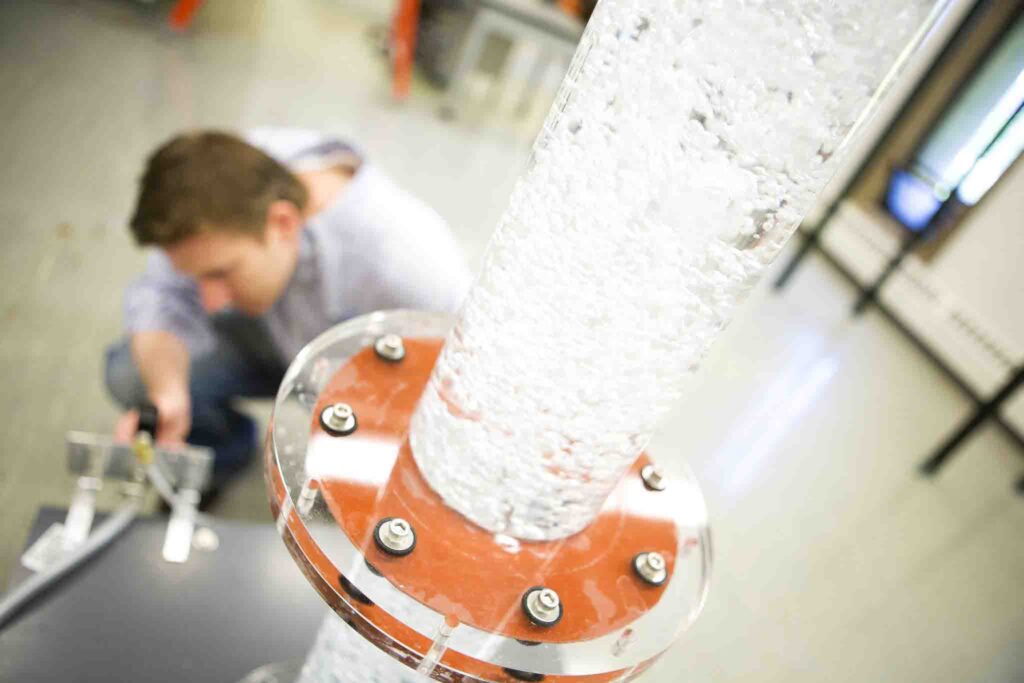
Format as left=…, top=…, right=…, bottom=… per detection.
left=104, top=314, right=286, bottom=479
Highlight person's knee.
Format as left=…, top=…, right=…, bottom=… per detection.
left=104, top=340, right=147, bottom=409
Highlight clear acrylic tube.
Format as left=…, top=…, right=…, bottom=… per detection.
left=410, top=0, right=944, bottom=540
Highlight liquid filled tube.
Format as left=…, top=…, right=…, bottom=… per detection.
left=410, top=0, right=943, bottom=541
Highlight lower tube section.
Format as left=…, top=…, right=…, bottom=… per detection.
left=299, top=612, right=429, bottom=683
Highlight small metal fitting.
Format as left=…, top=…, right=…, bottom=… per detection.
left=373, top=517, right=416, bottom=556
left=633, top=551, right=668, bottom=586
left=640, top=464, right=666, bottom=491
left=521, top=586, right=562, bottom=627
left=320, top=403, right=358, bottom=436
left=297, top=480, right=319, bottom=516
left=374, top=334, right=406, bottom=362
left=191, top=527, right=220, bottom=552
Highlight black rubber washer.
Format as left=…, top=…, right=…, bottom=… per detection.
left=319, top=408, right=358, bottom=437
left=520, top=586, right=562, bottom=628
left=373, top=517, right=416, bottom=557
left=503, top=667, right=545, bottom=682
left=339, top=573, right=373, bottom=606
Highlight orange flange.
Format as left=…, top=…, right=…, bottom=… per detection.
left=266, top=337, right=685, bottom=681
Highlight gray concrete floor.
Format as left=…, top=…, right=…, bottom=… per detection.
left=1, top=2, right=1022, bottom=682
left=0, top=0, right=528, bottom=592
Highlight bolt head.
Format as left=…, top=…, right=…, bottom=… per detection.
left=538, top=589, right=559, bottom=610
left=633, top=552, right=668, bottom=586
left=321, top=403, right=357, bottom=436
left=374, top=516, right=416, bottom=556
left=522, top=586, right=562, bottom=627
left=641, top=464, right=666, bottom=491
left=374, top=334, right=406, bottom=362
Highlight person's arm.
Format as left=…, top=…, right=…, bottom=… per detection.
left=123, top=330, right=191, bottom=444
left=114, top=251, right=213, bottom=444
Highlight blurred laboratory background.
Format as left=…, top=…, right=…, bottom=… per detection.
left=0, top=1, right=1022, bottom=682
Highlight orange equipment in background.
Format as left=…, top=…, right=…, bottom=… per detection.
left=168, top=0, right=205, bottom=31
left=391, top=0, right=422, bottom=100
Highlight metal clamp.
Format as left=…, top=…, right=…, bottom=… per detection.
left=64, top=431, right=214, bottom=564
left=163, top=489, right=201, bottom=564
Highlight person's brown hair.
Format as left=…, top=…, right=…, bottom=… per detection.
left=129, top=131, right=308, bottom=246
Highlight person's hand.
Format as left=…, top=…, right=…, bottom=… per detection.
left=114, top=390, right=191, bottom=446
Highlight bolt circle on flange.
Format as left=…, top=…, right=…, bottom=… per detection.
left=632, top=551, right=668, bottom=586
left=320, top=403, right=358, bottom=436
left=374, top=334, right=406, bottom=362
left=373, top=517, right=416, bottom=556
left=521, top=586, right=563, bottom=627
left=640, top=464, right=667, bottom=491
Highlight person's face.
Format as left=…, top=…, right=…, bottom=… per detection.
left=166, top=201, right=303, bottom=316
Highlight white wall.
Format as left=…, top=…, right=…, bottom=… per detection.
left=929, top=159, right=1024, bottom=348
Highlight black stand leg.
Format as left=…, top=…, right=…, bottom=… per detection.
left=775, top=197, right=853, bottom=292
left=852, top=230, right=924, bottom=316
left=774, top=223, right=822, bottom=291
left=920, top=367, right=1024, bottom=476
left=919, top=405, right=990, bottom=475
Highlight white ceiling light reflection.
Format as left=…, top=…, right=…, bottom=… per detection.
left=305, top=433, right=400, bottom=486
left=705, top=345, right=840, bottom=502
left=957, top=107, right=1024, bottom=205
